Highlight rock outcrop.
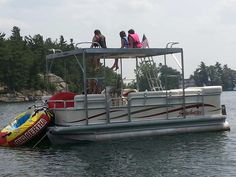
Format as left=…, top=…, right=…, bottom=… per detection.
left=44, top=73, right=67, bottom=92
left=0, top=73, right=67, bottom=102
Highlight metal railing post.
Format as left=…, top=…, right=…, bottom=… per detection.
left=82, top=50, right=89, bottom=125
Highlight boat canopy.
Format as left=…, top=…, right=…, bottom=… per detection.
left=46, top=48, right=183, bottom=60
left=45, top=47, right=185, bottom=94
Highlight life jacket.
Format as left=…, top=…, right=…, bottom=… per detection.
left=128, top=33, right=142, bottom=48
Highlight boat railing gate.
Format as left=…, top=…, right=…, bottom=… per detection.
left=126, top=92, right=205, bottom=120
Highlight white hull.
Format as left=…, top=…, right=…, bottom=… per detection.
left=47, top=116, right=230, bottom=145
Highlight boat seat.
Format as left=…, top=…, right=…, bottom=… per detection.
left=48, top=92, right=76, bottom=108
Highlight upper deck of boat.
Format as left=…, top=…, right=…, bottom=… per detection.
left=46, top=48, right=183, bottom=60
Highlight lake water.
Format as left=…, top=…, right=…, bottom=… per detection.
left=0, top=91, right=235, bottom=177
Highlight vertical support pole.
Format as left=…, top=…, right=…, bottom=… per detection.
left=128, top=99, right=131, bottom=122
left=64, top=59, right=67, bottom=91
left=120, top=58, right=124, bottom=109
left=45, top=58, right=49, bottom=92
left=164, top=54, right=169, bottom=119
left=136, top=58, right=139, bottom=91
left=82, top=50, right=88, bottom=125
left=181, top=49, right=186, bottom=118
left=104, top=56, right=110, bottom=124
left=120, top=58, right=123, bottom=91
left=201, top=94, right=204, bottom=115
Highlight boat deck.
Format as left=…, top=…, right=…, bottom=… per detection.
left=46, top=48, right=183, bottom=60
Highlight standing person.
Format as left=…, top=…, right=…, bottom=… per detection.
left=111, top=31, right=129, bottom=70
left=91, top=29, right=107, bottom=70
left=128, top=29, right=142, bottom=48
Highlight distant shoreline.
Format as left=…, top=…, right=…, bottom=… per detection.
left=0, top=90, right=49, bottom=103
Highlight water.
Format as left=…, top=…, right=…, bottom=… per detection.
left=0, top=92, right=236, bottom=177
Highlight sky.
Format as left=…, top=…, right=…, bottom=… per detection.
left=0, top=0, right=235, bottom=79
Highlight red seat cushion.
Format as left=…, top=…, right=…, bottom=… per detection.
left=48, top=92, right=76, bottom=108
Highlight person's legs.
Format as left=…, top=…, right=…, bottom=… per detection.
left=111, top=58, right=119, bottom=70
left=94, top=58, right=100, bottom=71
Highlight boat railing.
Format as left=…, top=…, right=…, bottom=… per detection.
left=47, top=99, right=75, bottom=109
left=108, top=97, right=128, bottom=107
left=127, top=92, right=206, bottom=118
left=50, top=88, right=223, bottom=122
left=127, top=94, right=203, bottom=105
left=46, top=89, right=222, bottom=126
left=47, top=92, right=206, bottom=111
left=75, top=42, right=101, bottom=48
left=74, top=94, right=106, bottom=109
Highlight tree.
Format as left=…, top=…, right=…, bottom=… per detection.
left=0, top=33, right=6, bottom=83
left=10, top=26, right=22, bottom=41
left=222, top=65, right=235, bottom=90
left=192, top=62, right=209, bottom=86
left=192, top=61, right=236, bottom=91
left=135, top=63, right=153, bottom=91
left=136, top=62, right=180, bottom=91
left=2, top=26, right=34, bottom=91
left=159, top=64, right=181, bottom=90
left=1, top=26, right=236, bottom=93
left=213, top=62, right=223, bottom=85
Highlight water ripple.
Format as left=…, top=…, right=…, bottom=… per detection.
left=0, top=92, right=235, bottom=177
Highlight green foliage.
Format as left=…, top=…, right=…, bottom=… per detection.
left=191, top=62, right=236, bottom=90
left=192, top=62, right=209, bottom=86
left=1, top=26, right=34, bottom=91
left=135, top=62, right=157, bottom=91
left=0, top=33, right=6, bottom=82
left=136, top=62, right=181, bottom=91
left=0, top=26, right=236, bottom=93
left=159, top=64, right=181, bottom=90
left=0, top=26, right=84, bottom=93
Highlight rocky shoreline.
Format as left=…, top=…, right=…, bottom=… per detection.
left=0, top=73, right=67, bottom=103
left=0, top=90, right=50, bottom=103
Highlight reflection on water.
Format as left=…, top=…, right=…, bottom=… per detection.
left=0, top=92, right=235, bottom=177
left=0, top=132, right=233, bottom=177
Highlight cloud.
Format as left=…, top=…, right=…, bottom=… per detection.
left=218, top=0, right=236, bottom=26
left=0, top=0, right=8, bottom=6
left=0, top=17, right=30, bottom=33
left=0, top=0, right=235, bottom=77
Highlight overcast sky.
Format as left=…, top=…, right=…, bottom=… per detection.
left=0, top=0, right=235, bottom=79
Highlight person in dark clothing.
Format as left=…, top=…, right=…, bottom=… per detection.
left=91, top=29, right=107, bottom=48
left=91, top=29, right=107, bottom=70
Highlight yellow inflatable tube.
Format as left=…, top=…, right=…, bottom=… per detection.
left=0, top=107, right=53, bottom=147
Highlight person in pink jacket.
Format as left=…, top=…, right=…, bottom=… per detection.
left=128, top=29, right=142, bottom=48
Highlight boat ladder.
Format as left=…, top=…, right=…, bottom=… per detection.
left=139, top=57, right=163, bottom=91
